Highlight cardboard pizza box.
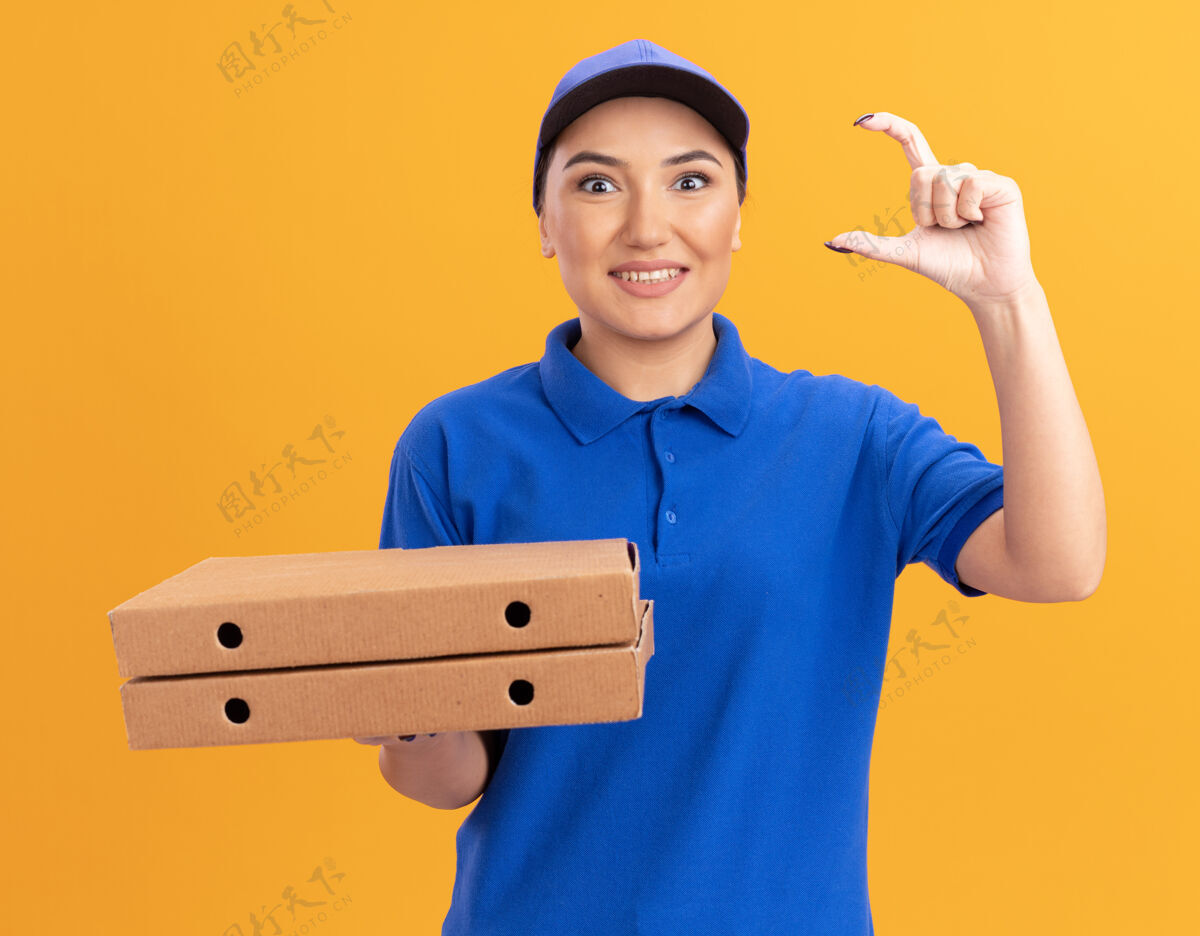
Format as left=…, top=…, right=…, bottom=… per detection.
left=109, top=538, right=643, bottom=677
left=108, top=538, right=654, bottom=750
left=118, top=599, right=652, bottom=749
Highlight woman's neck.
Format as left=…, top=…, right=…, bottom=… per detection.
left=570, top=313, right=717, bottom=402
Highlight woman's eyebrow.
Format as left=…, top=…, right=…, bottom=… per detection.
left=561, top=149, right=724, bottom=171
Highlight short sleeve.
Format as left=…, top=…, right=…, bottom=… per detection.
left=379, top=441, right=465, bottom=550
left=883, top=388, right=1004, bottom=597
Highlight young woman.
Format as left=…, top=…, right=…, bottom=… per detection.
left=357, top=38, right=1105, bottom=935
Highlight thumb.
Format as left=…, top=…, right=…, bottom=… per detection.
left=824, top=231, right=917, bottom=270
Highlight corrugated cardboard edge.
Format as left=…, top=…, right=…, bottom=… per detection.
left=632, top=598, right=653, bottom=715
left=107, top=557, right=218, bottom=636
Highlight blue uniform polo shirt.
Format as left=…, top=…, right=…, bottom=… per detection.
left=379, top=312, right=1004, bottom=935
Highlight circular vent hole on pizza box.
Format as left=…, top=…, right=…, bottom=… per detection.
left=217, top=621, right=243, bottom=649
left=224, top=697, right=251, bottom=724
left=505, top=601, right=531, bottom=628
left=508, top=679, right=534, bottom=706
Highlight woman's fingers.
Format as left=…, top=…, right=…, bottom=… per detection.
left=911, top=163, right=982, bottom=229
left=353, top=733, right=439, bottom=746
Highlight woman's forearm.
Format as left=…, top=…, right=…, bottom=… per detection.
left=967, top=281, right=1106, bottom=596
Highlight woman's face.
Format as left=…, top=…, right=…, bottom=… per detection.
left=538, top=96, right=742, bottom=344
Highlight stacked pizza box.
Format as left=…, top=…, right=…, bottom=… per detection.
left=108, top=538, right=653, bottom=750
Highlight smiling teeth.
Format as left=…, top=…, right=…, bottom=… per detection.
left=613, top=268, right=682, bottom=283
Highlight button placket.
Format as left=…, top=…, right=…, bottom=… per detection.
left=651, top=405, right=679, bottom=546
left=647, top=405, right=690, bottom=566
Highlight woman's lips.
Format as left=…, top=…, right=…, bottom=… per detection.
left=608, top=269, right=689, bottom=298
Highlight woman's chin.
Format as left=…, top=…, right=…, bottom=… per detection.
left=584, top=307, right=704, bottom=342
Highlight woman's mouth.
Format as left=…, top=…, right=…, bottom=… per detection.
left=608, top=267, right=689, bottom=297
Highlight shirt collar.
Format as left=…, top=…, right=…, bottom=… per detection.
left=539, top=312, right=753, bottom=445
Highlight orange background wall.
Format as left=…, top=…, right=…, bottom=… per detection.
left=2, top=1, right=1194, bottom=933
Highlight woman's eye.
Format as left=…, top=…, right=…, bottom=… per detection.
left=579, top=175, right=616, bottom=194
left=674, top=172, right=711, bottom=191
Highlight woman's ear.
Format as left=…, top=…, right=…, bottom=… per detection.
left=731, top=210, right=742, bottom=252
left=538, top=210, right=556, bottom=259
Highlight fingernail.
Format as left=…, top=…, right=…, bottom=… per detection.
left=399, top=734, right=416, bottom=741
left=824, top=241, right=854, bottom=253
left=852, top=113, right=874, bottom=126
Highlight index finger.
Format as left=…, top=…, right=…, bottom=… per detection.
left=855, top=112, right=939, bottom=170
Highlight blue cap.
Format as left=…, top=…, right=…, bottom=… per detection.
left=533, top=39, right=749, bottom=213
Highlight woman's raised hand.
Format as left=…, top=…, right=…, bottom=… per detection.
left=825, top=111, right=1041, bottom=311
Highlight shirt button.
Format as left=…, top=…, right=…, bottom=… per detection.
left=665, top=451, right=675, bottom=463
left=665, top=510, right=677, bottom=524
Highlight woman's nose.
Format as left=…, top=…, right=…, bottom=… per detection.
left=622, top=189, right=672, bottom=248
